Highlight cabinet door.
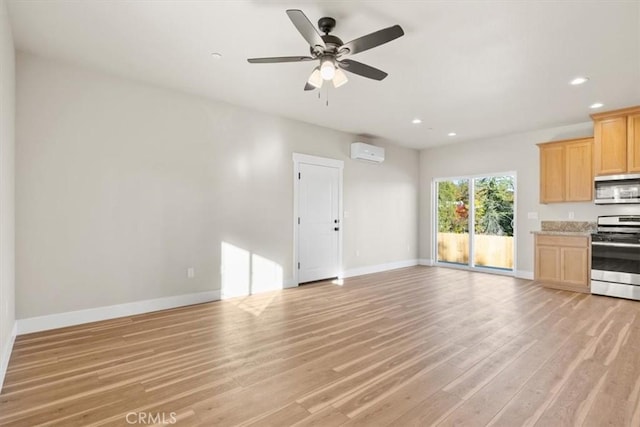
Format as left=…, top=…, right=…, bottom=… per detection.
left=594, top=116, right=627, bottom=175
left=540, top=144, right=564, bottom=203
left=628, top=114, right=640, bottom=173
left=560, top=247, right=589, bottom=288
left=565, top=139, right=593, bottom=201
left=535, top=246, right=560, bottom=282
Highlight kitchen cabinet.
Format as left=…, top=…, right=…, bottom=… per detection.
left=539, top=143, right=565, bottom=203
left=628, top=113, right=640, bottom=173
left=535, top=244, right=560, bottom=282
left=534, top=234, right=590, bottom=293
left=591, top=106, right=640, bottom=176
left=565, top=139, right=593, bottom=201
left=538, top=137, right=593, bottom=203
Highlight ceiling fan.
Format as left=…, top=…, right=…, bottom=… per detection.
left=247, top=9, right=404, bottom=90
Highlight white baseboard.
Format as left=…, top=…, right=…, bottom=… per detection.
left=283, top=279, right=297, bottom=289
left=339, top=259, right=418, bottom=279
left=515, top=270, right=534, bottom=280
left=16, top=290, right=220, bottom=335
left=419, top=260, right=530, bottom=279
left=0, top=321, right=17, bottom=392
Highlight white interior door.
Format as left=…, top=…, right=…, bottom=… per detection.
left=298, top=162, right=340, bottom=283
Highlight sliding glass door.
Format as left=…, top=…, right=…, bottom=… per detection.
left=436, top=174, right=515, bottom=272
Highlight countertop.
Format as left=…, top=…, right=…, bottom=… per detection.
left=531, top=220, right=596, bottom=237
left=531, top=230, right=593, bottom=236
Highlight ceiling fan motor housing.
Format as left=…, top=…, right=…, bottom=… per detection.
left=310, top=34, right=344, bottom=57
left=318, top=17, right=336, bottom=34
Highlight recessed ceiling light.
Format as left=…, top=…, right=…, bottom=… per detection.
left=211, top=52, right=222, bottom=59
left=412, top=118, right=422, bottom=124
left=448, top=132, right=457, bottom=137
left=590, top=102, right=604, bottom=109
left=570, top=77, right=589, bottom=85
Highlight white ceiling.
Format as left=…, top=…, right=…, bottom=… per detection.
left=6, top=0, right=640, bottom=149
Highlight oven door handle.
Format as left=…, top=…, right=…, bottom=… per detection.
left=592, top=241, right=640, bottom=248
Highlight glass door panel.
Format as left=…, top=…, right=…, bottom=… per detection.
left=472, top=176, right=515, bottom=270
left=436, top=179, right=470, bottom=265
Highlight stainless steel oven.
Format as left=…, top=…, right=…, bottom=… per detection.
left=591, top=215, right=640, bottom=300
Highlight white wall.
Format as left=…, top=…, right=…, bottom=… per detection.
left=419, top=122, right=639, bottom=277
left=16, top=53, right=419, bottom=320
left=0, top=0, right=15, bottom=389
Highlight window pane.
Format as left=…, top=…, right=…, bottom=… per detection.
left=437, top=179, right=470, bottom=264
left=473, top=176, right=514, bottom=270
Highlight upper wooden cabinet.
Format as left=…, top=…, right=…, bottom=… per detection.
left=565, top=139, right=593, bottom=201
left=539, top=143, right=565, bottom=203
left=538, top=137, right=593, bottom=203
left=591, top=106, right=640, bottom=176
left=628, top=113, right=640, bottom=173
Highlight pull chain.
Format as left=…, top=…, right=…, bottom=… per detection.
left=325, top=84, right=329, bottom=107
left=315, top=84, right=330, bottom=106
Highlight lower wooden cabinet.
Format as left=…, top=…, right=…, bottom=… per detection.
left=534, top=234, right=590, bottom=293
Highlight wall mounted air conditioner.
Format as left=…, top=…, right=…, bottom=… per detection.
left=350, top=142, right=385, bottom=163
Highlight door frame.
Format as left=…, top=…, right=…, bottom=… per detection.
left=432, top=171, right=517, bottom=276
left=292, top=153, right=344, bottom=286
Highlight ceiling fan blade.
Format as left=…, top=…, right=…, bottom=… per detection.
left=304, top=82, right=316, bottom=91
left=247, top=56, right=314, bottom=64
left=286, top=9, right=326, bottom=49
left=338, top=59, right=388, bottom=80
left=340, top=25, right=404, bottom=56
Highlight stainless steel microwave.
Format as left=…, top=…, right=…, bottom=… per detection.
left=595, top=174, right=640, bottom=204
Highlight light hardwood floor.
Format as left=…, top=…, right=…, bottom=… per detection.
left=2, top=266, right=640, bottom=426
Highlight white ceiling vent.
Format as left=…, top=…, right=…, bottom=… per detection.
left=350, top=142, right=385, bottom=164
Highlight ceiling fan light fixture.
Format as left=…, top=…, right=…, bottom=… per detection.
left=332, top=68, right=348, bottom=88
left=307, top=67, right=323, bottom=89
left=320, top=57, right=336, bottom=80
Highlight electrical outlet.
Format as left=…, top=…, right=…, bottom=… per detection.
left=568, top=211, right=575, bottom=220
left=187, top=267, right=195, bottom=279
left=356, top=250, right=360, bottom=257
